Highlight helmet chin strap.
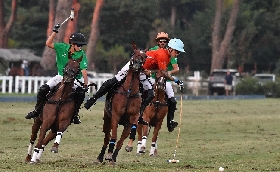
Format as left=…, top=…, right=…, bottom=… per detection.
left=69, top=44, right=81, bottom=53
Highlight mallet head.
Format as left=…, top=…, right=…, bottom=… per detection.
left=167, top=159, right=179, bottom=163
left=70, top=8, right=74, bottom=21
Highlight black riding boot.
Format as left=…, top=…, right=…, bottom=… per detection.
left=84, top=77, right=118, bottom=109
left=25, top=84, right=50, bottom=119
left=72, top=87, right=85, bottom=124
left=167, top=97, right=178, bottom=132
left=138, top=89, right=155, bottom=125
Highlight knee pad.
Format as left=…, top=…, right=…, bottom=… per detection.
left=169, top=97, right=177, bottom=104
left=39, top=84, right=50, bottom=95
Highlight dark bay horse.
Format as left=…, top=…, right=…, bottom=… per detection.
left=94, top=43, right=147, bottom=164
left=126, top=69, right=169, bottom=156
left=25, top=56, right=83, bottom=164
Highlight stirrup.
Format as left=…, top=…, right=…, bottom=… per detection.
left=170, top=120, right=178, bottom=127
left=167, top=120, right=178, bottom=132
left=138, top=117, right=148, bottom=125
left=73, top=115, right=81, bottom=124
left=25, top=109, right=38, bottom=119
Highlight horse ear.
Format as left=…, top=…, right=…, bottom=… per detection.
left=132, top=42, right=137, bottom=50
left=77, top=55, right=83, bottom=62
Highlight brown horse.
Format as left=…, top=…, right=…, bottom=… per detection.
left=94, top=44, right=146, bottom=164
left=25, top=56, right=83, bottom=164
left=126, top=69, right=169, bottom=156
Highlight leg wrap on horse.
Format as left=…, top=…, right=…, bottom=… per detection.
left=25, top=84, right=50, bottom=119
left=167, top=97, right=178, bottom=132
left=129, top=124, right=137, bottom=140
left=112, top=148, right=120, bottom=162
left=108, top=139, right=116, bottom=153
left=72, top=86, right=85, bottom=124
left=97, top=146, right=107, bottom=162
left=84, top=77, right=118, bottom=109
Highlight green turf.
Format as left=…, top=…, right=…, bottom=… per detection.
left=1, top=99, right=280, bottom=171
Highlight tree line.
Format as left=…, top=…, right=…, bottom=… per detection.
left=1, top=0, right=280, bottom=76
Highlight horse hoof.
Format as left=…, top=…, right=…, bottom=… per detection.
left=105, top=154, right=112, bottom=161
left=29, top=161, right=36, bottom=165
left=108, top=161, right=116, bottom=165
left=139, top=148, right=145, bottom=153
left=50, top=147, right=58, bottom=153
left=125, top=145, right=133, bottom=152
left=149, top=154, right=157, bottom=157
left=93, top=159, right=102, bottom=164
left=25, top=155, right=31, bottom=163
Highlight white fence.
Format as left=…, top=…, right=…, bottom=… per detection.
left=0, top=71, right=205, bottom=95
left=0, top=76, right=108, bottom=94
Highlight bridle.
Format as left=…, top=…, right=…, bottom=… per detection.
left=63, top=59, right=81, bottom=83
left=129, top=50, right=146, bottom=73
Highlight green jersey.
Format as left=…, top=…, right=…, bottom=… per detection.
left=149, top=46, right=177, bottom=81
left=54, top=42, right=88, bottom=79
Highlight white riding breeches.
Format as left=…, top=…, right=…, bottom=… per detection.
left=115, top=62, right=130, bottom=82
left=140, top=73, right=153, bottom=90
left=165, top=82, right=174, bottom=98
left=46, top=75, right=82, bottom=90
left=150, top=78, right=174, bottom=98
left=115, top=61, right=153, bottom=90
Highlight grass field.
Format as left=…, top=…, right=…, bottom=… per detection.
left=1, top=99, right=280, bottom=172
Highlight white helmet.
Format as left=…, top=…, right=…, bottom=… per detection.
left=168, top=38, right=185, bottom=52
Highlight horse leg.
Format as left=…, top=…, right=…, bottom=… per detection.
left=51, top=120, right=71, bottom=153
left=140, top=123, right=150, bottom=154
left=25, top=117, right=42, bottom=163
left=136, top=124, right=143, bottom=154
left=94, top=111, right=111, bottom=164
left=105, top=113, right=119, bottom=162
left=30, top=122, right=49, bottom=164
left=112, top=124, right=132, bottom=163
left=149, top=120, right=163, bottom=156
left=35, top=130, right=56, bottom=162
left=125, top=124, right=137, bottom=152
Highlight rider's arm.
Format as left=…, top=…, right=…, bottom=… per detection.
left=81, top=69, right=88, bottom=86
left=169, top=63, right=179, bottom=75
left=46, top=32, right=56, bottom=49
left=168, top=57, right=179, bottom=75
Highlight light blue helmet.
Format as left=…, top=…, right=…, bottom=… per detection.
left=168, top=38, right=185, bottom=52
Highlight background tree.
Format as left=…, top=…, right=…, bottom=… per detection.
left=40, top=0, right=73, bottom=72
left=211, top=0, right=241, bottom=73
left=3, top=0, right=280, bottom=76
left=86, top=0, right=104, bottom=70
left=0, top=0, right=17, bottom=48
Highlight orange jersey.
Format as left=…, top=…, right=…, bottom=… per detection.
left=143, top=49, right=170, bottom=70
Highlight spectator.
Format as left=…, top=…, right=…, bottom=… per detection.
left=224, top=71, right=233, bottom=95
left=21, top=60, right=29, bottom=76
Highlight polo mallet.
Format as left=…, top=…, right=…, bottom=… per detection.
left=167, top=84, right=183, bottom=163
left=60, top=8, right=74, bottom=26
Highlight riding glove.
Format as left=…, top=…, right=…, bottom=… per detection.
left=53, top=23, right=60, bottom=33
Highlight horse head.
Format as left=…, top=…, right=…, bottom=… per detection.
left=130, top=42, right=147, bottom=72
left=63, top=55, right=82, bottom=83
left=154, top=69, right=168, bottom=90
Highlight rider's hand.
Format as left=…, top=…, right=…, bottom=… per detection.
left=83, top=85, right=88, bottom=92
left=143, top=69, right=151, bottom=76
left=53, top=23, right=60, bottom=33
left=174, top=78, right=184, bottom=87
